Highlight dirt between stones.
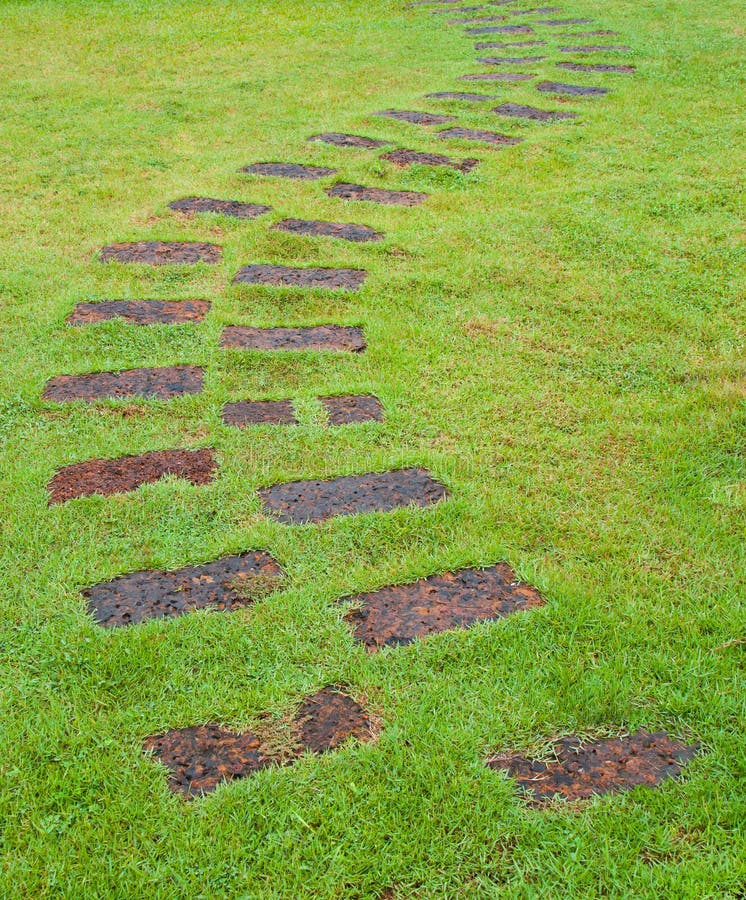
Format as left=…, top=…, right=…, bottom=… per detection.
left=438, top=127, right=523, bottom=146
left=168, top=197, right=272, bottom=218
left=556, top=61, right=635, bottom=73
left=240, top=162, right=338, bottom=179
left=99, top=242, right=221, bottom=265
left=380, top=148, right=479, bottom=172
left=342, top=564, right=544, bottom=650
left=221, top=325, right=366, bottom=353
left=257, top=468, right=448, bottom=525
left=84, top=551, right=284, bottom=627
left=458, top=72, right=535, bottom=81
left=67, top=300, right=211, bottom=326
left=232, top=264, right=367, bottom=290
left=144, top=686, right=373, bottom=797
left=307, top=133, right=388, bottom=149
left=373, top=109, right=456, bottom=126
left=223, top=400, right=298, bottom=427
left=467, top=24, right=534, bottom=34
left=536, top=81, right=609, bottom=96
left=272, top=219, right=383, bottom=243
left=43, top=365, right=203, bottom=402
left=326, top=182, right=428, bottom=206
left=487, top=731, right=699, bottom=804
left=48, top=448, right=217, bottom=504
left=493, top=102, right=578, bottom=120
left=321, top=395, right=384, bottom=425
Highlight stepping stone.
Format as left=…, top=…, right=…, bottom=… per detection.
left=536, top=80, right=609, bottom=96
left=240, top=162, right=337, bottom=180
left=84, top=552, right=284, bottom=628
left=438, top=127, right=523, bottom=146
left=459, top=72, right=535, bottom=81
left=232, top=264, right=367, bottom=291
left=99, top=242, right=221, bottom=265
left=449, top=14, right=506, bottom=23
left=326, top=182, right=428, bottom=206
left=258, top=468, right=448, bottom=524
left=272, top=219, right=383, bottom=243
left=563, top=29, right=617, bottom=36
left=559, top=44, right=631, bottom=53
left=321, top=395, right=384, bottom=425
left=425, top=91, right=496, bottom=101
left=223, top=400, right=298, bottom=427
left=43, top=365, right=203, bottom=402
left=557, top=61, right=634, bottom=73
left=487, top=731, right=699, bottom=805
left=294, top=687, right=372, bottom=754
left=373, top=109, right=456, bottom=126
left=508, top=5, right=560, bottom=13
left=307, top=133, right=388, bottom=149
left=467, top=23, right=534, bottom=33
left=478, top=55, right=546, bottom=63
left=221, top=325, right=365, bottom=353
left=433, top=5, right=484, bottom=11
left=168, top=197, right=272, bottom=219
left=534, top=17, right=593, bottom=25
left=381, top=148, right=479, bottom=171
left=48, top=448, right=217, bottom=505
left=493, top=101, right=578, bottom=121
left=67, top=299, right=210, bottom=326
left=475, top=39, right=546, bottom=48
left=342, top=563, right=544, bottom=650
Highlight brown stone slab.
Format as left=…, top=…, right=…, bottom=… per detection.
left=467, top=23, right=534, bottom=34
left=438, top=127, right=524, bottom=146
left=232, top=264, right=367, bottom=291
left=43, top=366, right=203, bottom=402
left=536, top=80, right=608, bottom=96
left=67, top=299, right=210, bottom=326
left=373, top=109, right=456, bottom=126
left=222, top=400, right=297, bottom=427
left=449, top=14, right=506, bottom=23
left=321, top=395, right=384, bottom=425
left=307, top=133, right=388, bottom=149
left=562, top=29, right=617, bottom=36
left=425, top=91, right=496, bottom=101
left=493, top=101, right=577, bottom=120
left=477, top=55, right=546, bottom=63
left=294, top=687, right=373, bottom=753
left=432, top=5, right=484, bottom=12
left=475, top=39, right=546, bottom=48
left=559, top=44, right=631, bottom=52
left=487, top=731, right=699, bottom=805
left=272, top=219, right=383, bottom=243
left=325, top=182, right=428, bottom=206
left=557, top=61, right=634, bottom=73
left=534, top=17, right=593, bottom=24
left=380, top=148, right=479, bottom=172
left=343, top=564, right=544, bottom=650
left=85, top=551, right=284, bottom=628
left=48, top=448, right=217, bottom=504
left=240, top=162, right=337, bottom=179
left=168, top=197, right=272, bottom=219
left=258, top=468, right=447, bottom=525
left=508, top=5, right=560, bottom=12
left=99, top=242, right=221, bottom=265
left=458, top=72, right=535, bottom=81
left=221, top=325, right=365, bottom=353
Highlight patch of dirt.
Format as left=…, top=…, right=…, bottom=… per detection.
left=425, top=91, right=495, bottom=101
left=373, top=109, right=456, bottom=126
left=458, top=72, right=535, bottom=81
left=559, top=44, right=631, bottom=53
left=556, top=61, right=634, bottom=73
left=322, top=395, right=384, bottom=425
left=380, top=148, right=479, bottom=172
left=48, top=448, right=217, bottom=504
left=240, top=162, right=338, bottom=179
left=85, top=551, right=284, bottom=627
left=307, top=133, right=388, bottom=149
left=477, top=54, right=546, bottom=63
left=67, top=299, right=211, bottom=326
left=222, top=400, right=298, bottom=426
left=326, top=182, right=428, bottom=206
left=232, top=264, right=367, bottom=290
left=294, top=687, right=373, bottom=753
left=437, top=127, right=523, bottom=146
left=99, top=242, right=221, bottom=265
left=536, top=80, right=608, bottom=96
left=493, top=101, right=578, bottom=120
left=273, top=219, right=383, bottom=243
left=43, top=366, right=203, bottom=402
left=467, top=24, right=534, bottom=34
left=221, top=325, right=366, bottom=353
left=168, top=197, right=272, bottom=219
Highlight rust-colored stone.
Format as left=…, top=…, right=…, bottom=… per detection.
left=240, top=162, right=337, bottom=179
left=67, top=299, right=210, bottom=326
left=221, top=325, right=365, bottom=353
left=373, top=110, right=456, bottom=126
left=272, top=219, right=383, bottom=243
left=168, top=197, right=272, bottom=218
left=43, top=366, right=203, bottom=402
left=536, top=80, right=609, bottom=96
left=326, top=182, right=428, bottom=206
left=99, top=242, right=221, bottom=265
left=322, top=395, right=384, bottom=425
left=295, top=687, right=372, bottom=753
left=493, top=101, right=578, bottom=120
left=438, top=127, right=523, bottom=146
left=381, top=148, right=479, bottom=172
left=557, top=61, right=634, bottom=73
left=222, top=400, right=298, bottom=427
left=232, top=264, right=366, bottom=290
left=307, top=133, right=388, bottom=149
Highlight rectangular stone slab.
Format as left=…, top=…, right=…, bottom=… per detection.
left=458, top=72, right=536, bottom=81
left=536, top=80, right=609, bottom=96
left=325, top=183, right=428, bottom=206
left=373, top=109, right=456, bottom=126
left=221, top=325, right=366, bottom=353
left=272, top=219, right=383, bottom=243
left=534, top=17, right=593, bottom=24
left=222, top=400, right=298, bottom=426
left=437, top=127, right=523, bottom=146
left=467, top=24, right=534, bottom=33
left=43, top=366, right=203, bottom=402
left=475, top=40, right=546, bottom=48
left=493, top=101, right=578, bottom=120
left=168, top=197, right=272, bottom=218
left=477, top=55, right=546, bottom=63
left=556, top=61, right=634, bottom=73
left=380, top=148, right=479, bottom=171
left=99, top=242, right=221, bottom=265
left=258, top=468, right=448, bottom=524
left=307, top=133, right=388, bottom=148
left=559, top=44, right=631, bottom=52
left=240, top=162, right=338, bottom=179
left=67, top=300, right=211, bottom=326
left=321, top=395, right=384, bottom=425
left=232, top=264, right=367, bottom=290
left=425, top=91, right=496, bottom=101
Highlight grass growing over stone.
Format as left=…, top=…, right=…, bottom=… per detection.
left=0, top=0, right=744, bottom=897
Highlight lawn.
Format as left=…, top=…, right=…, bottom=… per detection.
left=0, top=0, right=744, bottom=897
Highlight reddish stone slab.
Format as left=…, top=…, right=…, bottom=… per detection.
left=67, top=299, right=210, bottom=326
left=232, top=264, right=367, bottom=291
left=467, top=24, right=534, bottom=34
left=477, top=54, right=546, bottom=63
left=307, top=133, right=388, bottom=149
left=295, top=687, right=372, bottom=753
left=99, top=242, right=221, bottom=265
left=438, top=127, right=523, bottom=146
left=321, top=395, right=384, bottom=425
left=475, top=39, right=546, bottom=48
left=373, top=109, right=456, bottom=126
left=221, top=325, right=365, bottom=353
left=85, top=551, right=284, bottom=628
left=168, top=197, right=272, bottom=219
left=343, top=564, right=544, bottom=650
left=458, top=72, right=535, bottom=81
left=326, top=182, right=428, bottom=206
left=487, top=731, right=699, bottom=804
left=258, top=468, right=448, bottom=525
left=493, top=101, right=578, bottom=120
left=380, top=148, right=479, bottom=172
left=272, top=219, right=383, bottom=243
left=240, top=162, right=337, bottom=179
left=536, top=80, right=608, bottom=96
left=48, top=448, right=217, bottom=504
left=534, top=17, right=593, bottom=25
left=425, top=91, right=495, bottom=101
left=43, top=366, right=203, bottom=402
left=559, top=44, right=631, bottom=52
left=557, top=61, right=634, bottom=73
left=222, top=400, right=297, bottom=427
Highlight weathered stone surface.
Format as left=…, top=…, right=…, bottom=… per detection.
left=240, top=162, right=337, bottom=179
left=272, top=219, right=383, bottom=243
left=536, top=80, right=609, bottom=96
left=326, top=182, right=428, bottom=206
left=556, top=61, right=634, bottom=73
left=168, top=197, right=272, bottom=219
left=437, top=127, right=523, bottom=146
left=307, top=133, right=388, bottom=149
left=67, top=300, right=210, bottom=326
left=380, top=148, right=479, bottom=172
left=43, top=366, right=203, bottom=402
left=321, top=395, right=384, bottom=425
left=99, top=242, right=221, bottom=265
left=221, top=325, right=366, bottom=353
left=493, top=101, right=578, bottom=120
left=373, top=109, right=456, bottom=126
left=222, top=400, right=298, bottom=427
left=232, top=264, right=367, bottom=291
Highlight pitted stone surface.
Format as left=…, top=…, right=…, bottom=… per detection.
left=478, top=55, right=546, bottom=64
left=273, top=219, right=383, bottom=243
left=475, top=40, right=546, bottom=48
left=467, top=23, right=534, bottom=34
left=557, top=61, right=634, bottom=73
left=425, top=91, right=496, bottom=101
left=508, top=5, right=560, bottom=13
left=308, top=133, right=388, bottom=149
left=534, top=18, right=593, bottom=25
left=459, top=72, right=535, bottom=81
left=536, top=80, right=609, bottom=96
left=232, top=264, right=367, bottom=291
left=326, top=182, right=428, bottom=206
left=559, top=44, right=631, bottom=53
left=449, top=14, right=506, bottom=24
left=294, top=687, right=373, bottom=754
left=99, top=242, right=221, bottom=265
left=221, top=325, right=366, bottom=353
left=168, top=197, right=272, bottom=218
left=381, top=148, right=479, bottom=172
left=373, top=109, right=456, bottom=126
left=438, top=127, right=523, bottom=146
left=67, top=300, right=210, bottom=326
left=223, top=400, right=298, bottom=426
left=43, top=366, right=203, bottom=402
left=493, top=101, right=578, bottom=120
left=240, top=162, right=337, bottom=179
left=321, top=395, right=384, bottom=425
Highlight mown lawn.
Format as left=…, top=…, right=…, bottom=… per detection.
left=0, top=0, right=744, bottom=897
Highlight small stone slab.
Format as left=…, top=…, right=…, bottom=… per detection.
left=307, top=133, right=388, bottom=149
left=343, top=564, right=544, bottom=650
left=477, top=55, right=546, bottom=63
left=449, top=14, right=506, bottom=23
left=222, top=400, right=298, bottom=427
left=559, top=44, right=631, bottom=53
left=508, top=5, right=560, bottom=13
left=373, top=109, right=456, bottom=126
left=467, top=23, right=534, bottom=33
left=99, top=242, right=221, bottom=265
left=487, top=731, right=699, bottom=804
left=381, top=148, right=479, bottom=172
left=43, top=366, right=203, bottom=402
left=475, top=40, right=546, bottom=48
left=48, top=448, right=217, bottom=505
left=258, top=468, right=448, bottom=524
left=67, top=300, right=210, bottom=326
left=458, top=72, right=535, bottom=81
left=432, top=4, right=484, bottom=11
left=438, top=127, right=523, bottom=146
left=536, top=80, right=608, bottom=96
left=557, top=61, right=634, bottom=73
left=168, top=197, right=272, bottom=219
left=321, top=395, right=384, bottom=425
left=221, top=325, right=365, bottom=353
left=325, top=182, right=428, bottom=206
left=425, top=91, right=495, bottom=101
left=493, top=101, right=577, bottom=120
left=563, top=30, right=617, bottom=36
left=294, top=687, right=372, bottom=754
left=232, top=264, right=366, bottom=291
left=272, top=219, right=383, bottom=243
left=240, top=162, right=337, bottom=180
left=85, top=552, right=284, bottom=628
left=534, top=17, right=593, bottom=25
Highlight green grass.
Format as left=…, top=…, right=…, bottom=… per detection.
left=0, top=0, right=744, bottom=896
